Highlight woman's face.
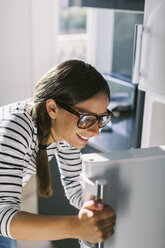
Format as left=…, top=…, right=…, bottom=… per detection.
left=48, top=92, right=109, bottom=149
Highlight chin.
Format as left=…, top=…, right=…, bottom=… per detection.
left=66, top=135, right=88, bottom=149
left=77, top=143, right=87, bottom=149
left=71, top=141, right=87, bottom=149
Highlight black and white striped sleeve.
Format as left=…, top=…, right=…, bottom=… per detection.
left=56, top=147, right=82, bottom=210
left=0, top=113, right=32, bottom=238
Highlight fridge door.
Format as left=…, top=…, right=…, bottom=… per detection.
left=140, top=91, right=165, bottom=147
left=139, top=0, right=165, bottom=95
left=81, top=146, right=165, bottom=248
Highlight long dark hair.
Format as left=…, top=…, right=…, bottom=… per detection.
left=33, top=60, right=110, bottom=197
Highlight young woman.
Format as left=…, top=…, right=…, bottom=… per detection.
left=0, top=60, right=116, bottom=247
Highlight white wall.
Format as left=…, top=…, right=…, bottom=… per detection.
left=0, top=0, right=58, bottom=106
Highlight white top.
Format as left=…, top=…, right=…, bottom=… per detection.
left=0, top=99, right=82, bottom=238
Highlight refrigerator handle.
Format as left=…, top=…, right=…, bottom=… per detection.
left=95, top=180, right=107, bottom=248
left=80, top=176, right=107, bottom=248
left=132, top=24, right=143, bottom=84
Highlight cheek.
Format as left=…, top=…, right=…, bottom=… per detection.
left=65, top=119, right=79, bottom=135
left=56, top=113, right=78, bottom=136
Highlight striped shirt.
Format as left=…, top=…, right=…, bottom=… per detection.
left=0, top=99, right=82, bottom=238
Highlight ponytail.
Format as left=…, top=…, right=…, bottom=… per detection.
left=36, top=149, right=53, bottom=197
left=35, top=103, right=53, bottom=197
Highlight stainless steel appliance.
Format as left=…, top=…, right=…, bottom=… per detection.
left=80, top=146, right=165, bottom=248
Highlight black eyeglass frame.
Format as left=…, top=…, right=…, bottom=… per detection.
left=57, top=102, right=113, bottom=129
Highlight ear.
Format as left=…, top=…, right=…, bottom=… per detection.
left=46, top=99, right=58, bottom=119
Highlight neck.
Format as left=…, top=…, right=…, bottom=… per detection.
left=50, top=130, right=56, bottom=143
left=46, top=129, right=57, bottom=145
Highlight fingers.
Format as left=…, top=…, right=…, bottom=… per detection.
left=97, top=205, right=116, bottom=219
left=78, top=208, right=95, bottom=219
left=96, top=216, right=116, bottom=229
left=88, top=201, right=115, bottom=219
left=93, top=221, right=115, bottom=243
left=102, top=227, right=115, bottom=241
left=81, top=201, right=116, bottom=224
left=79, top=200, right=116, bottom=243
left=82, top=200, right=104, bottom=211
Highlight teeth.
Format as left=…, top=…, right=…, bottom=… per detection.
left=78, top=134, right=96, bottom=141
left=79, top=134, right=89, bottom=140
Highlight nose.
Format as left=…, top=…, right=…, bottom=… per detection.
left=88, top=121, right=100, bottom=136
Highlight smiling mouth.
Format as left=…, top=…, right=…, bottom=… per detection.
left=76, top=134, right=89, bottom=142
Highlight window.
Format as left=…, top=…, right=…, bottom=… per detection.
left=57, top=4, right=88, bottom=63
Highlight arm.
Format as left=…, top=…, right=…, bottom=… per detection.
left=56, top=145, right=82, bottom=209
left=10, top=211, right=80, bottom=241
left=0, top=112, right=34, bottom=237
left=10, top=200, right=116, bottom=243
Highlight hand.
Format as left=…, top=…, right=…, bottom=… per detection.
left=78, top=199, right=116, bottom=243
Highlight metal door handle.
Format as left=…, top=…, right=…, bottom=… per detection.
left=80, top=175, right=107, bottom=248
left=132, top=24, right=143, bottom=84
left=95, top=180, right=107, bottom=248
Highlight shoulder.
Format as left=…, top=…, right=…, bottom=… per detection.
left=0, top=98, right=36, bottom=131
left=0, top=98, right=34, bottom=116
left=0, top=99, right=37, bottom=147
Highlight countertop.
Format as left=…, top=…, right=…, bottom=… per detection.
left=87, top=111, right=136, bottom=152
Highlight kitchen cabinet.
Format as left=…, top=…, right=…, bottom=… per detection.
left=69, top=0, right=145, bottom=11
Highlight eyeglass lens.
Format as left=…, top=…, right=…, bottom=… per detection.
left=99, top=115, right=111, bottom=127
left=78, top=115, right=111, bottom=129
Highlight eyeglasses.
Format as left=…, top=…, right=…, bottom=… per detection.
left=57, top=103, right=113, bottom=129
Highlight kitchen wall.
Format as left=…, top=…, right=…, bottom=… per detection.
left=0, top=0, right=58, bottom=106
